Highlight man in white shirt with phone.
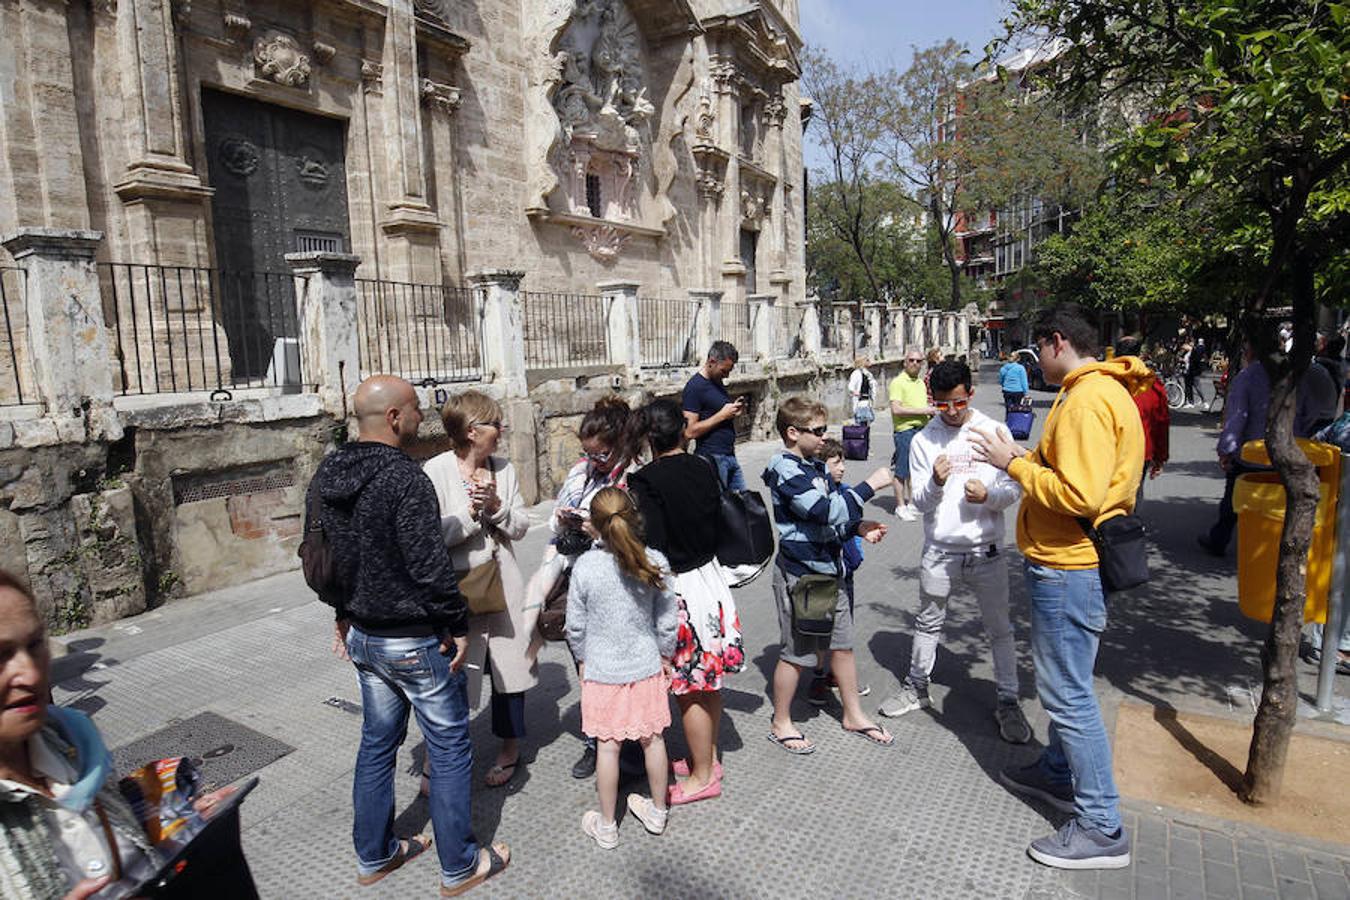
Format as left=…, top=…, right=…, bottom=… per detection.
left=876, top=360, right=1031, bottom=744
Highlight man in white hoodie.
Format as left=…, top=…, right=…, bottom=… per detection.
left=876, top=360, right=1031, bottom=744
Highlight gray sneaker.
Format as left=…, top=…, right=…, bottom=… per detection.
left=995, top=699, right=1032, bottom=744
left=1027, top=819, right=1131, bottom=869
left=999, top=761, right=1075, bottom=813
left=877, top=682, right=931, bottom=718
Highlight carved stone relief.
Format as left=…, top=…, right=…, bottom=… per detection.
left=741, top=186, right=769, bottom=225
left=694, top=81, right=715, bottom=141
left=219, top=138, right=260, bottom=178
left=570, top=223, right=629, bottom=263
left=223, top=12, right=251, bottom=41
left=254, top=33, right=311, bottom=88
left=421, top=79, right=463, bottom=115
left=312, top=41, right=336, bottom=66
left=361, top=60, right=383, bottom=95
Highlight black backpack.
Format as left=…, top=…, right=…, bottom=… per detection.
left=298, top=481, right=354, bottom=608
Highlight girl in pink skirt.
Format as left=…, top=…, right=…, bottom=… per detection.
left=565, top=487, right=679, bottom=849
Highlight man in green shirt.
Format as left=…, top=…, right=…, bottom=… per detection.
left=888, top=347, right=936, bottom=521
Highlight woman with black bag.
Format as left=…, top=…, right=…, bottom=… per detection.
left=424, top=391, right=534, bottom=789
left=628, top=399, right=745, bottom=805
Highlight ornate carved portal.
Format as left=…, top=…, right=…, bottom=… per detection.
left=544, top=0, right=653, bottom=260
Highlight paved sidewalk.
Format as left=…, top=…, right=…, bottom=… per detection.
left=51, top=365, right=1350, bottom=898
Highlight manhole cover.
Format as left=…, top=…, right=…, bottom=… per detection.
left=112, top=712, right=293, bottom=787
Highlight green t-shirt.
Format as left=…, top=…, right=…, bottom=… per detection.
left=888, top=372, right=930, bottom=432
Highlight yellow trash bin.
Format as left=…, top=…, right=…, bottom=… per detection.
left=1233, top=439, right=1340, bottom=624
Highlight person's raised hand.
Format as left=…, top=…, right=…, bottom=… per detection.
left=858, top=520, right=888, bottom=543
left=971, top=428, right=1025, bottom=471
left=865, top=466, right=894, bottom=492
left=719, top=398, right=744, bottom=421
left=933, top=454, right=952, bottom=485
left=963, top=479, right=988, bottom=504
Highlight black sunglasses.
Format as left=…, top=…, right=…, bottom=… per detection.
left=794, top=424, right=828, bottom=437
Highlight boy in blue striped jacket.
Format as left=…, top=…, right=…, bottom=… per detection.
left=763, top=396, right=896, bottom=754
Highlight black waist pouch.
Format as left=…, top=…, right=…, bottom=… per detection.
left=1078, top=514, right=1149, bottom=594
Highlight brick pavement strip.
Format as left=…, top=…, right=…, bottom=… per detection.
left=50, top=370, right=1350, bottom=899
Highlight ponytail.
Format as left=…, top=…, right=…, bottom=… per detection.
left=589, top=487, right=664, bottom=588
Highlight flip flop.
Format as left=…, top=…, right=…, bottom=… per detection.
left=484, top=761, right=518, bottom=788
left=766, top=731, right=815, bottom=755
left=844, top=725, right=894, bottom=747
left=440, top=842, right=511, bottom=897
left=356, top=834, right=433, bottom=886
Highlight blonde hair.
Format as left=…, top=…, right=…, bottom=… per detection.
left=440, top=390, right=503, bottom=453
left=926, top=347, right=942, bottom=365
left=853, top=355, right=871, bottom=369
left=776, top=396, right=827, bottom=439
left=590, top=488, right=664, bottom=588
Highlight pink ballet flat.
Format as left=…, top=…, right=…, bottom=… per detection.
left=667, top=775, right=722, bottom=806
left=671, top=758, right=723, bottom=779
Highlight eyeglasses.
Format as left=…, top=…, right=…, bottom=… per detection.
left=932, top=398, right=970, bottom=412
left=794, top=424, right=829, bottom=437
left=586, top=450, right=613, bottom=464
left=473, top=420, right=505, bottom=431
left=904, top=358, right=924, bottom=364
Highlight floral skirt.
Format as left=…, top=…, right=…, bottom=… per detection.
left=669, top=561, right=746, bottom=695
left=581, top=673, right=671, bottom=741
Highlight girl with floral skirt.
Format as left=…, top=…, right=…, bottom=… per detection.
left=627, top=399, right=745, bottom=805
left=565, top=488, right=678, bottom=849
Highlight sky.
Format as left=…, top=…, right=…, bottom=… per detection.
left=798, top=0, right=1012, bottom=171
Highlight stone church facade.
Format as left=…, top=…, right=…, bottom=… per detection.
left=0, top=0, right=807, bottom=303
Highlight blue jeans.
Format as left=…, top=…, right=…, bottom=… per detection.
left=698, top=451, right=746, bottom=491
left=1025, top=562, right=1121, bottom=834
left=347, top=626, right=479, bottom=887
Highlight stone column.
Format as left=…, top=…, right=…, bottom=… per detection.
left=887, top=306, right=905, bottom=356
left=1, top=229, right=120, bottom=439
left=285, top=253, right=360, bottom=418
left=864, top=304, right=884, bottom=357
left=748, top=292, right=777, bottom=361
left=469, top=270, right=527, bottom=400
left=598, top=280, right=640, bottom=377
left=689, top=289, right=722, bottom=364
left=801, top=302, right=822, bottom=356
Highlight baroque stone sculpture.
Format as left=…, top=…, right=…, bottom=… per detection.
left=254, top=33, right=311, bottom=88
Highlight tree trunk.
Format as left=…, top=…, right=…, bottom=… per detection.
left=1240, top=257, right=1320, bottom=806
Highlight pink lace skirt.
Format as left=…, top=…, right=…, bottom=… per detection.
left=580, top=673, right=671, bottom=741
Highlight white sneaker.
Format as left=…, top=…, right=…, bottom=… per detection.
left=626, top=794, right=668, bottom=835
left=581, top=810, right=618, bottom=849
left=897, top=505, right=918, bottom=522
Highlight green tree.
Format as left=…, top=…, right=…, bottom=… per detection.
left=1000, top=0, right=1350, bottom=804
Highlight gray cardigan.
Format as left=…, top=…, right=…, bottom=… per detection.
left=565, top=547, right=678, bottom=685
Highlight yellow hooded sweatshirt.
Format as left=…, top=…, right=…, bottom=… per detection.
left=1007, top=357, right=1150, bottom=569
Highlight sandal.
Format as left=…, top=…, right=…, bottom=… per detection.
left=766, top=731, right=815, bottom=755
left=440, top=842, right=511, bottom=896
left=484, top=760, right=518, bottom=788
left=844, top=724, right=894, bottom=746
left=356, top=834, right=433, bottom=886
left=672, top=758, right=723, bottom=779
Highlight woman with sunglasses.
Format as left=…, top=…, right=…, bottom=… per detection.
left=424, top=391, right=534, bottom=789
left=543, top=396, right=642, bottom=779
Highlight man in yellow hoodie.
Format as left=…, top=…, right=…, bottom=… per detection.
left=972, top=305, right=1146, bottom=871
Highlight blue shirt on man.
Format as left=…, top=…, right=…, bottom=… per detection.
left=682, top=372, right=736, bottom=456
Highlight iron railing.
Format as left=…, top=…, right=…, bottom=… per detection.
left=638, top=296, right=698, bottom=368
left=355, top=280, right=482, bottom=384
left=0, top=268, right=38, bottom=407
left=718, top=300, right=751, bottom=355
left=522, top=291, right=609, bottom=369
left=101, top=263, right=304, bottom=397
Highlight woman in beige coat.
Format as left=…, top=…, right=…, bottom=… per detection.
left=424, top=391, right=537, bottom=788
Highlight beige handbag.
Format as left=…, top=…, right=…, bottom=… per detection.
left=455, top=469, right=508, bottom=616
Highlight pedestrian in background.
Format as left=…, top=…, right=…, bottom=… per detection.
left=566, top=488, right=678, bottom=849
left=999, top=354, right=1030, bottom=409
left=848, top=356, right=880, bottom=426
left=425, top=391, right=536, bottom=790
left=628, top=399, right=744, bottom=806
left=682, top=341, right=746, bottom=490
left=973, top=305, right=1145, bottom=870
left=1115, top=336, right=1170, bottom=509
left=888, top=347, right=936, bottom=521
left=306, top=375, right=510, bottom=895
